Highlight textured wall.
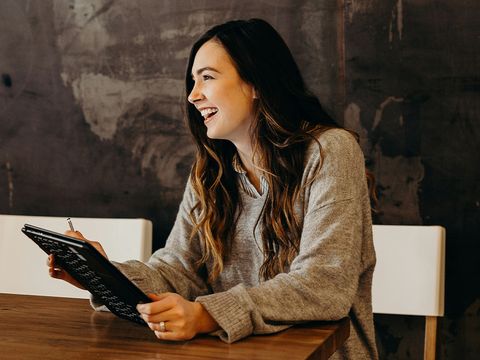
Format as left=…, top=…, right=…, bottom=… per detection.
left=344, top=0, right=480, bottom=358
left=1, top=0, right=479, bottom=358
left=0, top=0, right=340, bottom=251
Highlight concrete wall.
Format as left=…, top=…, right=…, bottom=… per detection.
left=1, top=0, right=478, bottom=358
left=344, top=1, right=480, bottom=358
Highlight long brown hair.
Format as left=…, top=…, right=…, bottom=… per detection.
left=185, top=19, right=341, bottom=282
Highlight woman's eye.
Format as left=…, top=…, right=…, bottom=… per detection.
left=203, top=74, right=213, bottom=81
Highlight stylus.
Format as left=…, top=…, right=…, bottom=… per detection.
left=67, top=218, right=75, bottom=231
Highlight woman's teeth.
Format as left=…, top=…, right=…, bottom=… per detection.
left=200, top=108, right=218, bottom=119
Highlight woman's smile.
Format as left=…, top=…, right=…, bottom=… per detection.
left=199, top=107, right=219, bottom=124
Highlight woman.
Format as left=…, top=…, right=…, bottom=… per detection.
left=49, top=19, right=378, bottom=359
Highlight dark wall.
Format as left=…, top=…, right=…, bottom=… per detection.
left=344, top=0, right=480, bottom=358
left=0, top=0, right=340, bottom=251
left=1, top=0, right=478, bottom=358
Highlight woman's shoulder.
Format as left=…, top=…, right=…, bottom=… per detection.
left=306, top=127, right=363, bottom=164
left=317, top=127, right=358, bottom=145
left=300, top=127, right=366, bottom=188
left=301, top=128, right=368, bottom=203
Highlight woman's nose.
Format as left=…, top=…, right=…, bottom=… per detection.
left=188, top=83, right=204, bottom=104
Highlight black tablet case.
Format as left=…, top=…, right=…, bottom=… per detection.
left=22, top=224, right=150, bottom=325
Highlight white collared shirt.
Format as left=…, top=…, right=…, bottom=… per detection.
left=232, top=153, right=268, bottom=198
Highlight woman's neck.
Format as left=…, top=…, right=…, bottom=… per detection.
left=235, top=145, right=263, bottom=194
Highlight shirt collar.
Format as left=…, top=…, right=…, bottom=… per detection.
left=232, top=153, right=247, bottom=174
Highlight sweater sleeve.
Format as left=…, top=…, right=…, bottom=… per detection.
left=196, top=130, right=373, bottom=343
left=91, top=178, right=210, bottom=310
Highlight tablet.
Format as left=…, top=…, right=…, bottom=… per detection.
left=21, top=223, right=151, bottom=325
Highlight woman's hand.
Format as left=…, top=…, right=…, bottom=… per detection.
left=137, top=293, right=220, bottom=341
left=47, top=230, right=108, bottom=289
left=64, top=230, right=108, bottom=258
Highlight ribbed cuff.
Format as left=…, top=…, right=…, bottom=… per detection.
left=89, top=295, right=109, bottom=312
left=196, top=288, right=253, bottom=343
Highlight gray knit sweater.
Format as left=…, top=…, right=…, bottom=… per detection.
left=92, top=128, right=378, bottom=359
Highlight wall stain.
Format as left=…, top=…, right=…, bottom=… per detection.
left=373, top=96, right=403, bottom=130
left=57, top=0, right=115, bottom=53
left=344, top=102, right=370, bottom=154
left=344, top=98, right=424, bottom=225
left=5, top=161, right=13, bottom=209
left=0, top=0, right=34, bottom=116
left=69, top=72, right=183, bottom=141
left=389, top=0, right=403, bottom=43
left=345, top=0, right=376, bottom=23
left=114, top=100, right=194, bottom=192
left=2, top=74, right=12, bottom=88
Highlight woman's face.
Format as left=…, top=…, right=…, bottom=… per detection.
left=188, top=39, right=256, bottom=146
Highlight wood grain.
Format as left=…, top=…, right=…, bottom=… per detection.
left=0, top=293, right=349, bottom=360
left=424, top=316, right=437, bottom=360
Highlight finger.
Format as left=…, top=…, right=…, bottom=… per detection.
left=137, top=293, right=175, bottom=315
left=147, top=320, right=169, bottom=332
left=47, top=257, right=67, bottom=277
left=46, top=255, right=53, bottom=266
left=65, top=230, right=85, bottom=240
left=141, top=307, right=178, bottom=324
left=49, top=266, right=64, bottom=279
left=147, top=293, right=170, bottom=302
left=154, top=329, right=192, bottom=341
left=47, top=255, right=62, bottom=271
left=148, top=320, right=174, bottom=333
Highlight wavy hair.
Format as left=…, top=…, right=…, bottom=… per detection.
left=185, top=19, right=342, bottom=282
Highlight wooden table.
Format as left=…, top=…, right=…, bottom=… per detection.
left=0, top=293, right=349, bottom=359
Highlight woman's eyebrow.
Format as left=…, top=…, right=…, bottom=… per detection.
left=192, top=66, right=221, bottom=77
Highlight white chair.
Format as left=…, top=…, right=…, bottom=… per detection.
left=372, top=225, right=445, bottom=360
left=0, top=214, right=152, bottom=299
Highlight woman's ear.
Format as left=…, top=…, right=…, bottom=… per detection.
left=253, top=88, right=258, bottom=99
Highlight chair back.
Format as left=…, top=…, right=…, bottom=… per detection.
left=372, top=225, right=445, bottom=316
left=0, top=214, right=152, bottom=299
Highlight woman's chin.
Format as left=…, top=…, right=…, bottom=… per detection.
left=206, top=130, right=220, bottom=139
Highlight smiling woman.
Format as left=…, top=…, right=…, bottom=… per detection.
left=48, top=18, right=378, bottom=360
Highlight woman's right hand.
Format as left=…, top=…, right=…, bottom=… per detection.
left=47, top=230, right=109, bottom=290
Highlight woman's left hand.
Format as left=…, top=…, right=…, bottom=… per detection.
left=137, top=293, right=219, bottom=341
